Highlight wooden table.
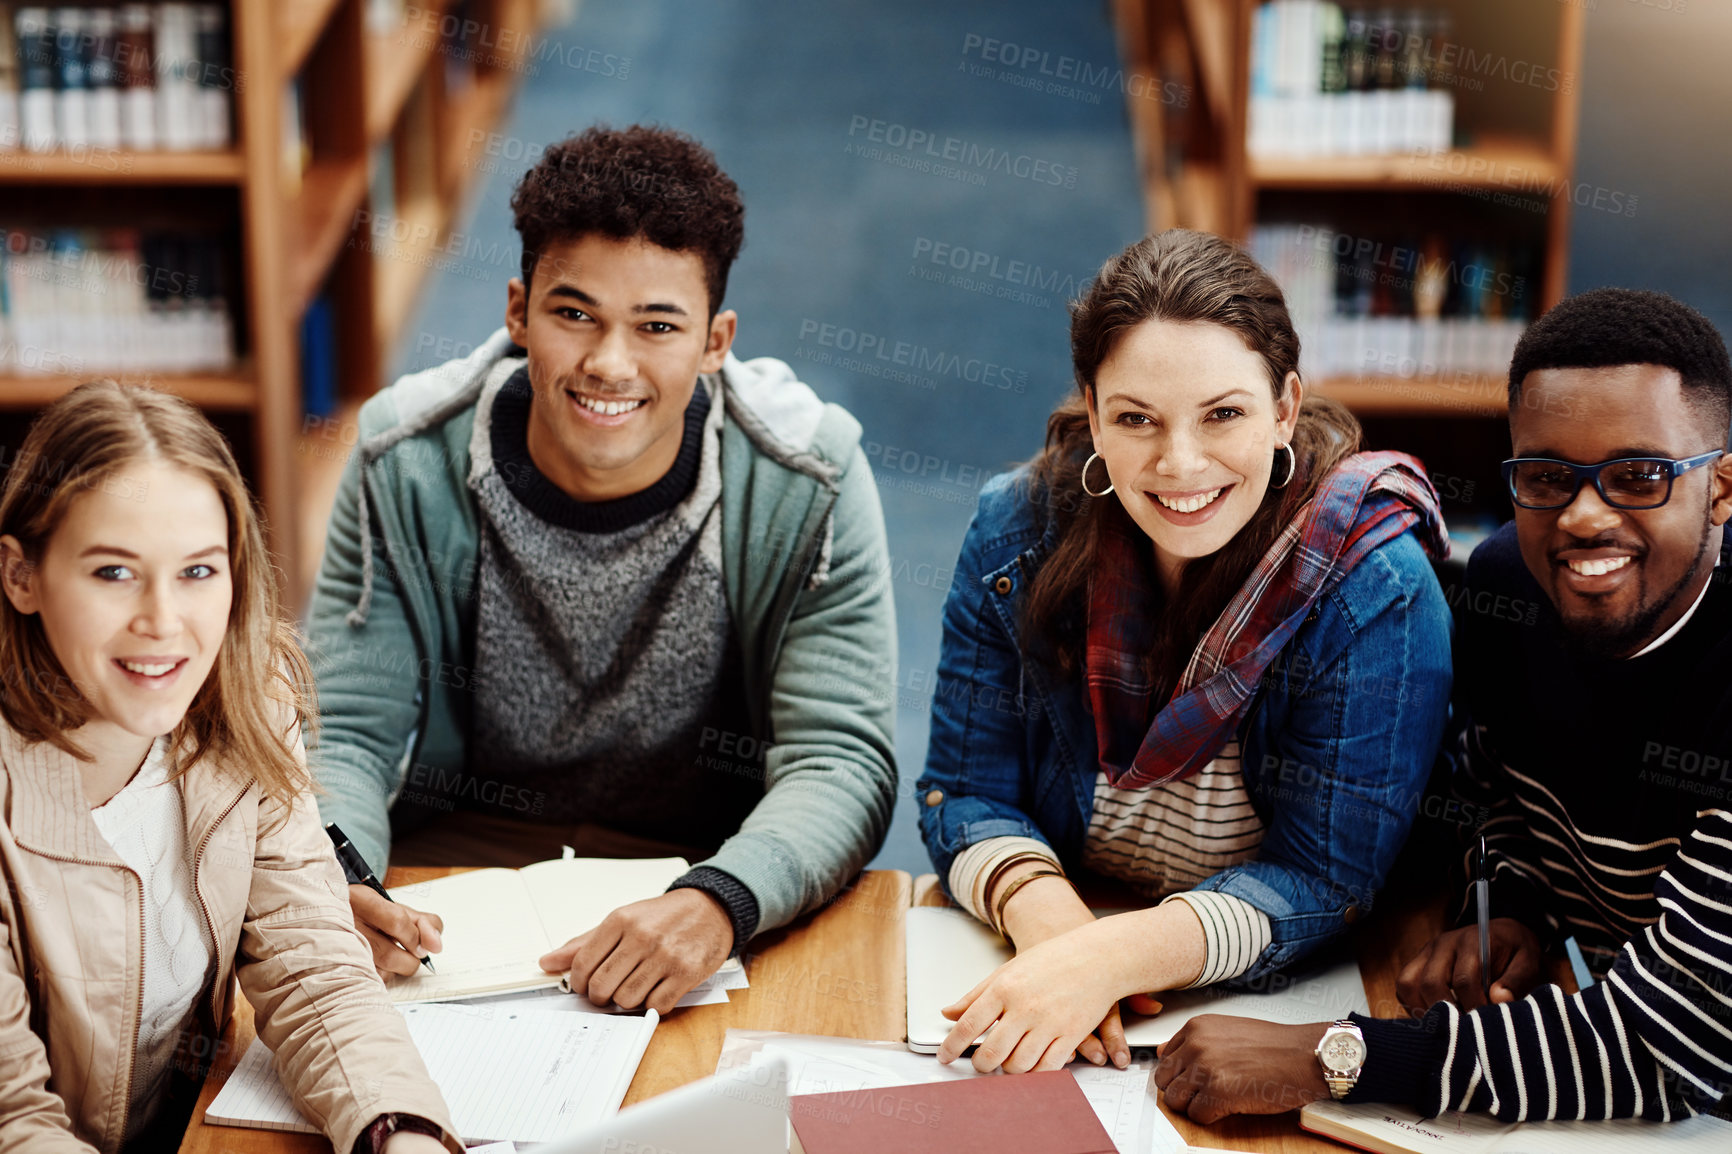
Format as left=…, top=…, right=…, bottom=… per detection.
left=178, top=867, right=911, bottom=1153
left=180, top=865, right=1572, bottom=1154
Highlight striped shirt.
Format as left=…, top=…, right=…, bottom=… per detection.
left=1352, top=524, right=1732, bottom=1120
left=951, top=743, right=1276, bottom=986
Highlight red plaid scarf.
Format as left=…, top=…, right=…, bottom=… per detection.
left=1085, top=451, right=1448, bottom=789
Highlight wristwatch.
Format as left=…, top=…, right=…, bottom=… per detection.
left=1315, top=1019, right=1367, bottom=1100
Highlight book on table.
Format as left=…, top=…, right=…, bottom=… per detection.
left=1301, top=1099, right=1732, bottom=1154
left=788, top=1069, right=1117, bottom=1154
left=381, top=855, right=692, bottom=1002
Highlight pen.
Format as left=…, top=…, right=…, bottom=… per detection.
left=1475, top=833, right=1491, bottom=1002
left=324, top=822, right=436, bottom=974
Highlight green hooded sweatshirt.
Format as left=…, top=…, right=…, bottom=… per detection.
left=305, top=328, right=897, bottom=937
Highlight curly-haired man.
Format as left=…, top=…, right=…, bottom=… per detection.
left=307, top=126, right=897, bottom=1011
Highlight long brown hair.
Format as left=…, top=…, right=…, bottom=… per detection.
left=0, top=381, right=314, bottom=808
left=1023, top=229, right=1362, bottom=699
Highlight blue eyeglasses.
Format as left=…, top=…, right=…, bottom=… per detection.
left=1501, top=450, right=1725, bottom=510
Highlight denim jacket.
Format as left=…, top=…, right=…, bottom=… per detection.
left=916, top=467, right=1452, bottom=979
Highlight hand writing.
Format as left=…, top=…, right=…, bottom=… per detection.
left=348, top=884, right=443, bottom=979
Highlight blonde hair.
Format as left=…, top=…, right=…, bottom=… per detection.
left=0, top=381, right=314, bottom=808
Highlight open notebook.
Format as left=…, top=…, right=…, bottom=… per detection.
left=1301, top=1100, right=1732, bottom=1154
left=906, top=905, right=1369, bottom=1053
left=382, top=856, right=691, bottom=1002
left=205, top=1001, right=657, bottom=1144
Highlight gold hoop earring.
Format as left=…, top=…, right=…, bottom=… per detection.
left=1081, top=452, right=1115, bottom=497
left=1270, top=443, right=1296, bottom=489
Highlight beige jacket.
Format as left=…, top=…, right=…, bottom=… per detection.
left=0, top=719, right=460, bottom=1154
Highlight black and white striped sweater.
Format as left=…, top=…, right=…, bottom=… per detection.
left=1350, top=523, right=1732, bottom=1121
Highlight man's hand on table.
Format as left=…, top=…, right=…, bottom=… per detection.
left=539, top=888, right=733, bottom=1014
left=1397, top=918, right=1542, bottom=1015
left=1154, top=1017, right=1333, bottom=1123
left=349, top=884, right=444, bottom=979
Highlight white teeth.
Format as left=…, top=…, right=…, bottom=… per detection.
left=576, top=394, right=645, bottom=417
left=1566, top=556, right=1633, bottom=577
left=1154, top=488, right=1223, bottom=514
left=119, top=660, right=176, bottom=677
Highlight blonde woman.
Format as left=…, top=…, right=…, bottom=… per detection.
left=0, top=382, right=456, bottom=1153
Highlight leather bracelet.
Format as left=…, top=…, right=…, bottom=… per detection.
left=991, top=868, right=1070, bottom=939
left=355, top=1113, right=448, bottom=1154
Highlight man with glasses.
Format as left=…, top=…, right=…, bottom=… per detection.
left=1148, top=288, right=1732, bottom=1125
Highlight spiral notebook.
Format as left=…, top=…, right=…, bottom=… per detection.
left=204, top=1001, right=657, bottom=1144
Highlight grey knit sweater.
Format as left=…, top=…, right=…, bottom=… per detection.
left=456, top=361, right=761, bottom=938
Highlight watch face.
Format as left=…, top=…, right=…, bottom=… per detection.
left=1322, top=1032, right=1367, bottom=1071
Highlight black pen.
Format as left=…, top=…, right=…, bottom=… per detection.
left=325, top=822, right=436, bottom=974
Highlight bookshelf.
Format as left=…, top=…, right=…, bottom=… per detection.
left=0, top=0, right=549, bottom=606
left=1108, top=1, right=1586, bottom=403
left=1112, top=0, right=1584, bottom=533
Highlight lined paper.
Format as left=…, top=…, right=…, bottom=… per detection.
left=206, top=1002, right=658, bottom=1143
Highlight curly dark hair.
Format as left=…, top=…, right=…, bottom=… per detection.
left=1509, top=287, right=1732, bottom=439
left=510, top=124, right=745, bottom=314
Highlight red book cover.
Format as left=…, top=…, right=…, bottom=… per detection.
left=788, top=1070, right=1118, bottom=1154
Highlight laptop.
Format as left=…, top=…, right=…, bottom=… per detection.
left=536, top=1053, right=793, bottom=1154
left=905, top=905, right=1370, bottom=1054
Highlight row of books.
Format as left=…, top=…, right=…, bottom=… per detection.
left=0, top=4, right=231, bottom=154
left=1, top=227, right=234, bottom=375
left=1251, top=223, right=1533, bottom=380
left=1250, top=2, right=1456, bottom=158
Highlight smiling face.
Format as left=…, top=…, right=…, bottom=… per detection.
left=1510, top=364, right=1732, bottom=657
left=504, top=233, right=737, bottom=502
left=1088, top=319, right=1301, bottom=589
left=0, top=459, right=233, bottom=747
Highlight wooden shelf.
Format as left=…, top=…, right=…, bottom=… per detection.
left=0, top=1, right=552, bottom=612
left=1311, top=374, right=1510, bottom=417
left=439, top=69, right=518, bottom=197
left=279, top=0, right=346, bottom=79
left=288, top=154, right=370, bottom=318
left=0, top=149, right=247, bottom=184
left=372, top=198, right=446, bottom=350
left=0, top=369, right=257, bottom=411
left=1252, top=137, right=1563, bottom=192
left=365, top=3, right=458, bottom=142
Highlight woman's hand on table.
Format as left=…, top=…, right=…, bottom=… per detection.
left=994, top=870, right=1129, bottom=1068
left=380, top=1132, right=449, bottom=1154
left=937, top=920, right=1127, bottom=1074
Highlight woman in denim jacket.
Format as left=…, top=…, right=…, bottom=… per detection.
left=919, top=230, right=1452, bottom=1075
